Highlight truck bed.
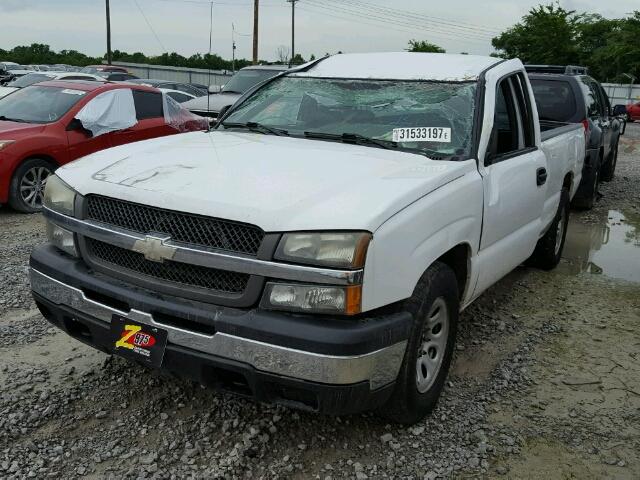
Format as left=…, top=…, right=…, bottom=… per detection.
left=539, top=119, right=583, bottom=142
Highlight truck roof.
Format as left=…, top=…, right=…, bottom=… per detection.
left=293, top=52, right=502, bottom=82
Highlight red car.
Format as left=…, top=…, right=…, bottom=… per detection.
left=0, top=80, right=207, bottom=212
left=627, top=101, right=640, bottom=122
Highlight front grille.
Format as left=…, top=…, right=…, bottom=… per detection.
left=87, top=238, right=249, bottom=294
left=86, top=195, right=264, bottom=256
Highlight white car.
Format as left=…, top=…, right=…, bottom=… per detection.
left=30, top=53, right=585, bottom=424
left=0, top=72, right=104, bottom=98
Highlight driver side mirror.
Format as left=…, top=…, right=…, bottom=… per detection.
left=612, top=104, right=627, bottom=117
left=208, top=85, right=223, bottom=94
left=66, top=118, right=93, bottom=137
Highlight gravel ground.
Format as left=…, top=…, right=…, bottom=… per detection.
left=1, top=124, right=639, bottom=479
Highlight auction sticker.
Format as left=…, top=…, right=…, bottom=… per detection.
left=392, top=127, right=451, bottom=143
left=61, top=89, right=86, bottom=95
left=110, top=315, right=168, bottom=368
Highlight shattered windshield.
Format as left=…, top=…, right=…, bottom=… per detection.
left=222, top=76, right=477, bottom=159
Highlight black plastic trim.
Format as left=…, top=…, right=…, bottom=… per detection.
left=33, top=293, right=395, bottom=415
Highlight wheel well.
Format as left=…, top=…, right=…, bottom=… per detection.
left=436, top=244, right=470, bottom=300
left=22, top=154, right=59, bottom=168
left=562, top=172, right=573, bottom=191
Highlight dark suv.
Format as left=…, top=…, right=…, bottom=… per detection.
left=527, top=65, right=624, bottom=209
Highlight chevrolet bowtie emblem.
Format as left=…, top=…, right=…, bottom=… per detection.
left=132, top=234, right=176, bottom=263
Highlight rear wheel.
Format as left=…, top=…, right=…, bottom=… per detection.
left=527, top=188, right=570, bottom=270
left=380, top=262, right=459, bottom=425
left=8, top=158, right=56, bottom=213
left=601, top=141, right=619, bottom=182
left=573, top=163, right=599, bottom=210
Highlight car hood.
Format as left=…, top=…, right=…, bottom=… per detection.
left=57, top=131, right=475, bottom=232
left=183, top=92, right=242, bottom=113
left=0, top=120, right=46, bottom=136
left=0, top=87, right=18, bottom=98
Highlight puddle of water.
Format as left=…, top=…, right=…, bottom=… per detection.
left=560, top=210, right=640, bottom=282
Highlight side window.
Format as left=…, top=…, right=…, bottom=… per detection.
left=582, top=79, right=603, bottom=117
left=167, top=91, right=192, bottom=103
left=598, top=85, right=611, bottom=116
left=490, top=78, right=520, bottom=160
left=132, top=90, right=163, bottom=120
left=65, top=76, right=95, bottom=81
left=510, top=73, right=535, bottom=148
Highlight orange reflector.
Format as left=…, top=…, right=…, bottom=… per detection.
left=345, top=285, right=362, bottom=315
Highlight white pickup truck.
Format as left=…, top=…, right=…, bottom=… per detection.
left=31, top=53, right=585, bottom=424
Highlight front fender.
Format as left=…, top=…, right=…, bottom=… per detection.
left=361, top=170, right=483, bottom=312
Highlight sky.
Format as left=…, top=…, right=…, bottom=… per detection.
left=0, top=0, right=638, bottom=61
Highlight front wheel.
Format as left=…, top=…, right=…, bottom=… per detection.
left=8, top=158, right=55, bottom=213
left=379, top=262, right=459, bottom=425
left=527, top=188, right=570, bottom=271
left=572, top=164, right=599, bottom=210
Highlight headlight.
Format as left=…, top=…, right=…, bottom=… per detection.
left=0, top=140, right=16, bottom=151
left=275, top=232, right=371, bottom=269
left=260, top=283, right=362, bottom=315
left=43, top=175, right=75, bottom=216
left=46, top=221, right=78, bottom=257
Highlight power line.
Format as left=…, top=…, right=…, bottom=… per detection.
left=298, top=2, right=493, bottom=44
left=323, top=0, right=502, bottom=36
left=302, top=0, right=495, bottom=41
left=132, top=0, right=167, bottom=52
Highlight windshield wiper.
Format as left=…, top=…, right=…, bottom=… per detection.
left=303, top=131, right=458, bottom=160
left=221, top=121, right=289, bottom=136
left=303, top=131, right=399, bottom=151
left=0, top=115, right=29, bottom=123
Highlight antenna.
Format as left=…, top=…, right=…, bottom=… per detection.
left=207, top=1, right=213, bottom=132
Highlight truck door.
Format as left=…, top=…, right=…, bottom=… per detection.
left=474, top=72, right=548, bottom=295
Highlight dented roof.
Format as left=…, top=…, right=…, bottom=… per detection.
left=293, top=52, right=502, bottom=82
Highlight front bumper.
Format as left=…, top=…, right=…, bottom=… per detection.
left=30, top=245, right=411, bottom=414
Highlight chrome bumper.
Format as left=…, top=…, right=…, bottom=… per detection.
left=30, top=268, right=406, bottom=389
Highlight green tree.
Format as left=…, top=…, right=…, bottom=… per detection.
left=407, top=40, right=445, bottom=53
left=491, top=3, right=579, bottom=64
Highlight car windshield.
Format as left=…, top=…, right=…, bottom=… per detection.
left=0, top=85, right=86, bottom=123
left=222, top=69, right=283, bottom=94
left=7, top=73, right=55, bottom=88
left=222, top=76, right=477, bottom=158
left=80, top=66, right=98, bottom=74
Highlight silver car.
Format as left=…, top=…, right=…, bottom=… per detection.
left=184, top=65, right=288, bottom=122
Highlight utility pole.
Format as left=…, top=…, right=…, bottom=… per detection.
left=287, top=0, right=299, bottom=65
left=105, top=0, right=112, bottom=65
left=252, top=0, right=259, bottom=65
left=232, top=23, right=237, bottom=72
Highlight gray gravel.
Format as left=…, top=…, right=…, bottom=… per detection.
left=0, top=124, right=639, bottom=479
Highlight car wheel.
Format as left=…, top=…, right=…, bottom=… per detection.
left=573, top=163, right=599, bottom=210
left=527, top=188, right=570, bottom=271
left=379, top=261, right=459, bottom=425
left=601, top=141, right=619, bottom=182
left=8, top=158, right=56, bottom=213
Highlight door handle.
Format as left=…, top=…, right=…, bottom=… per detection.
left=536, top=167, right=548, bottom=186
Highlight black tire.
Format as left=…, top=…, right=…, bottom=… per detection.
left=379, top=262, right=459, bottom=425
left=572, top=163, right=599, bottom=210
left=8, top=158, right=56, bottom=213
left=601, top=141, right=619, bottom=182
left=527, top=188, right=570, bottom=271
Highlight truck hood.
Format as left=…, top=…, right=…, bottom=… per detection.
left=57, top=131, right=476, bottom=232
left=183, top=92, right=242, bottom=113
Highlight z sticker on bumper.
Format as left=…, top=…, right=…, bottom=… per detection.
left=392, top=127, right=451, bottom=143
